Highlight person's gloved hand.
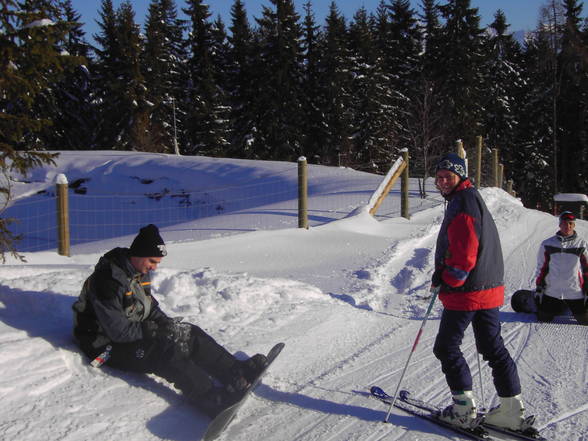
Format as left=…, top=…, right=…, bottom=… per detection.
left=535, top=286, right=544, bottom=305
left=142, top=317, right=192, bottom=354
left=432, top=268, right=443, bottom=288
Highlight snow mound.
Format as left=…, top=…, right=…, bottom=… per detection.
left=152, top=267, right=333, bottom=328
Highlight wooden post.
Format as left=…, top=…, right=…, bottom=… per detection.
left=401, top=149, right=409, bottom=220
left=455, top=139, right=465, bottom=158
left=56, top=174, right=70, bottom=256
left=475, top=136, right=483, bottom=189
left=506, top=179, right=513, bottom=195
left=368, top=156, right=406, bottom=216
left=498, top=164, right=504, bottom=189
left=456, top=139, right=468, bottom=178
left=492, top=148, right=499, bottom=187
left=298, top=157, right=308, bottom=229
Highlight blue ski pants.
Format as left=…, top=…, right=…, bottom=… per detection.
left=433, top=307, right=521, bottom=397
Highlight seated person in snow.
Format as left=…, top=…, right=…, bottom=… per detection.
left=535, top=211, right=588, bottom=325
left=72, top=224, right=267, bottom=418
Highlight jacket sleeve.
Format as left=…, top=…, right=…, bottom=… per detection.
left=535, top=240, right=550, bottom=287
left=442, top=211, right=479, bottom=288
left=89, top=277, right=145, bottom=343
left=141, top=276, right=169, bottom=323
left=148, top=301, right=170, bottom=323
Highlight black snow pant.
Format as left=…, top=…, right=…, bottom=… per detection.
left=433, top=307, right=521, bottom=398
left=537, top=295, right=588, bottom=325
left=79, top=324, right=237, bottom=399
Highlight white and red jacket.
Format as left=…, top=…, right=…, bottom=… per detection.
left=535, top=231, right=588, bottom=300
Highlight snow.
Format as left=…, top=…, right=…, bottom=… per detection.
left=22, top=18, right=55, bottom=29
left=1, top=151, right=587, bottom=441
left=553, top=193, right=588, bottom=203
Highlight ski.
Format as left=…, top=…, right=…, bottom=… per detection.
left=397, top=390, right=547, bottom=441
left=482, top=421, right=547, bottom=441
left=371, top=386, right=547, bottom=441
left=370, top=386, right=491, bottom=440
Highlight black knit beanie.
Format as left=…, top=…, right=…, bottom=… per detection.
left=129, top=224, right=167, bottom=257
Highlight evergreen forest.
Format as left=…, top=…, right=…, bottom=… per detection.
left=2, top=0, right=588, bottom=210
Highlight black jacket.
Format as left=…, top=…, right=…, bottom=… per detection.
left=72, top=247, right=168, bottom=352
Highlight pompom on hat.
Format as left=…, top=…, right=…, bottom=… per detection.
left=130, top=224, right=167, bottom=257
left=436, top=152, right=467, bottom=180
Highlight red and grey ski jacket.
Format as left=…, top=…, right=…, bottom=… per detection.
left=535, top=231, right=588, bottom=300
left=435, top=179, right=505, bottom=311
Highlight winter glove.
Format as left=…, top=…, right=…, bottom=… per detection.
left=141, top=320, right=161, bottom=340
left=141, top=318, right=192, bottom=355
left=432, top=268, right=443, bottom=288
left=534, top=286, right=544, bottom=305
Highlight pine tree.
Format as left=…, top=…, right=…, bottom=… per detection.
left=183, top=0, right=230, bottom=156
left=93, top=1, right=151, bottom=150
left=537, top=0, right=566, bottom=196
left=512, top=32, right=556, bottom=209
left=0, top=0, right=62, bottom=261
left=115, top=1, right=149, bottom=150
left=406, top=0, right=445, bottom=188
left=93, top=0, right=122, bottom=148
left=299, top=0, right=327, bottom=163
left=48, top=0, right=96, bottom=150
left=348, top=6, right=396, bottom=170
left=210, top=15, right=233, bottom=154
left=557, top=0, right=588, bottom=193
left=315, top=2, right=353, bottom=165
left=15, top=0, right=81, bottom=149
left=386, top=0, right=423, bottom=168
left=436, top=0, right=486, bottom=147
left=387, top=0, right=422, bottom=94
left=252, top=0, right=305, bottom=160
left=480, top=10, right=525, bottom=182
left=226, top=0, right=257, bottom=158
left=143, top=0, right=187, bottom=153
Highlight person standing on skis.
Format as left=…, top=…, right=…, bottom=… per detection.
left=72, top=224, right=268, bottom=418
left=535, top=211, right=588, bottom=325
left=432, top=153, right=532, bottom=431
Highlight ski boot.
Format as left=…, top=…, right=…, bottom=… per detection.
left=438, top=390, right=480, bottom=429
left=484, top=395, right=535, bottom=431
left=236, top=354, right=268, bottom=384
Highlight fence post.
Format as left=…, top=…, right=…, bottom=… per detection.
left=56, top=174, right=70, bottom=256
left=492, top=148, right=499, bottom=187
left=455, top=139, right=466, bottom=158
left=506, top=179, right=513, bottom=195
left=498, top=164, right=504, bottom=189
left=368, top=156, right=407, bottom=216
left=401, top=149, right=410, bottom=220
left=475, top=136, right=483, bottom=189
left=456, top=140, right=468, bottom=178
left=298, top=156, right=308, bottom=229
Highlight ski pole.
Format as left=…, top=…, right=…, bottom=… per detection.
left=384, top=286, right=440, bottom=423
left=476, top=349, right=486, bottom=411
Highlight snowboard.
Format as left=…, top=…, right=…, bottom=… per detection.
left=202, top=342, right=285, bottom=441
left=511, top=289, right=537, bottom=313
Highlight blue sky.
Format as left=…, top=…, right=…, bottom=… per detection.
left=71, top=0, right=572, bottom=41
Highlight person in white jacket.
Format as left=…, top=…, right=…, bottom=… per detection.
left=535, top=211, right=588, bottom=325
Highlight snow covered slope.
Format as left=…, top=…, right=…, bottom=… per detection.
left=1, top=152, right=586, bottom=440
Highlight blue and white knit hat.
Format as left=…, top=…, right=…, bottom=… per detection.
left=436, top=153, right=467, bottom=180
